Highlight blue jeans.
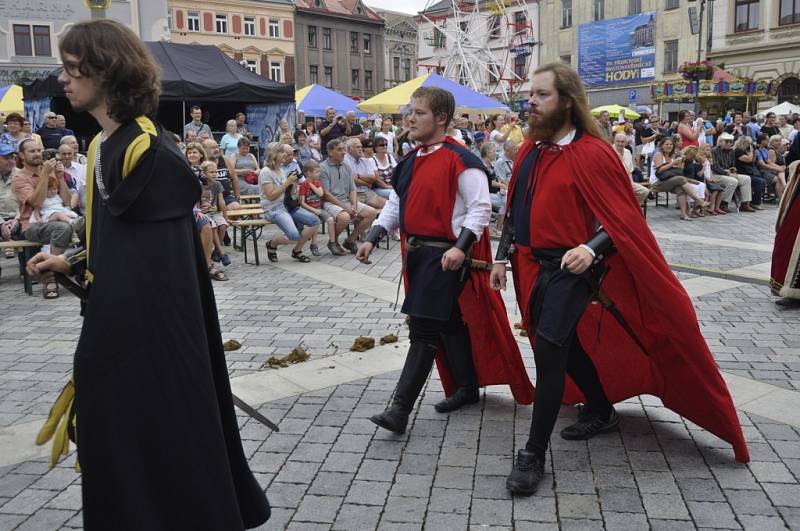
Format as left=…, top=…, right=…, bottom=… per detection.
left=266, top=206, right=319, bottom=241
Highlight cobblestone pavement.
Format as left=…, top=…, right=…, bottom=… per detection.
left=1, top=201, right=798, bottom=530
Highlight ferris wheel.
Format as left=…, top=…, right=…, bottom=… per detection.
left=417, top=0, right=537, bottom=104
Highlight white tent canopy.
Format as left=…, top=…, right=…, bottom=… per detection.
left=764, top=101, right=800, bottom=116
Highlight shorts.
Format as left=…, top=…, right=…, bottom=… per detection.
left=314, top=208, right=332, bottom=222
left=195, top=216, right=211, bottom=231
left=265, top=205, right=320, bottom=241
left=223, top=194, right=238, bottom=205
left=357, top=189, right=381, bottom=204
left=323, top=201, right=371, bottom=219
left=207, top=212, right=227, bottom=228
left=373, top=188, right=393, bottom=200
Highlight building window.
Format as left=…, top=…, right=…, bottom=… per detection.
left=269, top=19, right=280, bottom=38
left=363, top=34, right=371, bottom=55
left=663, top=39, right=678, bottom=73
left=167, top=9, right=173, bottom=30
left=431, top=27, right=446, bottom=48
left=310, top=65, right=318, bottom=84
left=735, top=0, right=759, bottom=31
left=488, top=63, right=498, bottom=84
left=308, top=25, right=317, bottom=48
left=215, top=14, right=228, bottom=34
left=780, top=0, right=800, bottom=25
left=270, top=62, right=282, bottom=82
left=514, top=55, right=527, bottom=79
left=187, top=11, right=200, bottom=32
left=561, top=0, right=572, bottom=28
left=393, top=57, right=400, bottom=81
left=350, top=32, right=359, bottom=53
left=593, top=0, right=605, bottom=21
left=513, top=11, right=526, bottom=34
left=665, top=0, right=680, bottom=9
left=352, top=69, right=360, bottom=89
left=323, top=28, right=332, bottom=50
left=32, top=25, right=51, bottom=56
left=13, top=25, right=32, bottom=56
left=13, top=24, right=51, bottom=57
left=403, top=58, right=411, bottom=80
left=560, top=54, right=572, bottom=65
left=365, top=70, right=373, bottom=91
left=244, top=16, right=256, bottom=36
left=629, top=0, right=642, bottom=15
left=488, top=16, right=501, bottom=39
left=245, top=60, right=258, bottom=73
left=324, top=66, right=333, bottom=87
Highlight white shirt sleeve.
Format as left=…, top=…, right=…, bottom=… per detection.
left=375, top=190, right=400, bottom=233
left=453, top=167, right=491, bottom=240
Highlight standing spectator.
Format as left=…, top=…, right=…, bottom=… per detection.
left=229, top=137, right=260, bottom=195
left=0, top=113, right=28, bottom=151
left=201, top=138, right=240, bottom=210
left=11, top=138, right=74, bottom=298
left=745, top=112, right=761, bottom=138
left=235, top=112, right=252, bottom=139
left=760, top=113, right=781, bottom=138
left=56, top=115, right=74, bottom=136
left=734, top=136, right=766, bottom=210
left=371, top=137, right=396, bottom=200
left=634, top=117, right=658, bottom=169
left=184, top=105, right=212, bottom=138
left=320, top=138, right=378, bottom=254
left=299, top=159, right=336, bottom=256
left=344, top=137, right=384, bottom=208
left=711, top=132, right=754, bottom=212
left=677, top=110, right=701, bottom=148
left=259, top=142, right=320, bottom=262
left=486, top=114, right=509, bottom=147
left=374, top=118, right=398, bottom=157
left=59, top=136, right=87, bottom=164
left=699, top=110, right=716, bottom=146
left=778, top=114, right=793, bottom=139
left=594, top=110, right=613, bottom=142
left=219, top=119, right=241, bottom=158
left=343, top=111, right=363, bottom=140
left=501, top=112, right=524, bottom=144
left=37, top=112, right=67, bottom=149
left=197, top=160, right=231, bottom=271
left=0, top=144, right=19, bottom=250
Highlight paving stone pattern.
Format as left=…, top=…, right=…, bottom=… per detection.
left=1, top=197, right=798, bottom=529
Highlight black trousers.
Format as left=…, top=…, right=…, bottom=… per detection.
left=526, top=329, right=612, bottom=459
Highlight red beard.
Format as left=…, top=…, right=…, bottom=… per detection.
left=527, top=105, right=568, bottom=143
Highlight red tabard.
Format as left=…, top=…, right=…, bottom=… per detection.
left=400, top=138, right=535, bottom=405
left=506, top=134, right=750, bottom=463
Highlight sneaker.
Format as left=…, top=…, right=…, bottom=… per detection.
left=506, top=449, right=544, bottom=496
left=309, top=243, right=321, bottom=257
left=327, top=242, right=347, bottom=256
left=212, top=252, right=221, bottom=263
left=560, top=406, right=619, bottom=441
left=4, top=248, right=14, bottom=259
left=342, top=240, right=358, bottom=254
left=221, top=254, right=231, bottom=267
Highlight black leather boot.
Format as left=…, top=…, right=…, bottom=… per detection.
left=434, top=330, right=480, bottom=413
left=371, top=342, right=437, bottom=434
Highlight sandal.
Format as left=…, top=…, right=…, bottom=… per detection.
left=265, top=240, right=278, bottom=262
left=208, top=266, right=228, bottom=281
left=291, top=250, right=311, bottom=263
left=43, top=280, right=60, bottom=299
left=680, top=215, right=694, bottom=221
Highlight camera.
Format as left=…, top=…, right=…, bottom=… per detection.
left=42, top=148, right=59, bottom=161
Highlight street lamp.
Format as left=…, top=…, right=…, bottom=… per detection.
left=84, top=0, right=111, bottom=20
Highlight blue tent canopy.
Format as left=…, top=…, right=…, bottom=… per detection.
left=296, top=84, right=367, bottom=118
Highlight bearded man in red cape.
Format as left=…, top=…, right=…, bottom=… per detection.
left=490, top=63, right=749, bottom=497
left=357, top=87, right=534, bottom=435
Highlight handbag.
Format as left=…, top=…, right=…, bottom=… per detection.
left=284, top=183, right=300, bottom=212
left=244, top=171, right=259, bottom=185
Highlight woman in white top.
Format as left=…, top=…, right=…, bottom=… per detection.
left=374, top=117, right=398, bottom=157
left=371, top=137, right=396, bottom=200
left=486, top=114, right=509, bottom=146
left=219, top=120, right=242, bottom=158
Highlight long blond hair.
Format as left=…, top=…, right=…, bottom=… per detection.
left=529, top=63, right=603, bottom=140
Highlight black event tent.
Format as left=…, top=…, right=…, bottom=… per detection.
left=24, top=41, right=293, bottom=102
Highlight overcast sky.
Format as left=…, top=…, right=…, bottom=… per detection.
left=364, top=0, right=428, bottom=15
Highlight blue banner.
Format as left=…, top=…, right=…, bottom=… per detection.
left=578, top=12, right=656, bottom=88
left=244, top=102, right=295, bottom=163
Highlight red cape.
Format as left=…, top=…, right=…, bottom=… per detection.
left=771, top=161, right=800, bottom=297
left=507, top=135, right=749, bottom=463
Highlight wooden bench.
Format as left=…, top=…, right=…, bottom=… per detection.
left=0, top=240, right=43, bottom=295
left=230, top=219, right=271, bottom=265
left=239, top=195, right=261, bottom=205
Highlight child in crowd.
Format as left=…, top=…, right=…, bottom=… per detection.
left=39, top=175, right=79, bottom=224
left=198, top=160, right=231, bottom=267
left=299, top=159, right=335, bottom=256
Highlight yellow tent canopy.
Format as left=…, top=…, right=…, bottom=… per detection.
left=591, top=104, right=640, bottom=119
left=0, top=85, right=23, bottom=118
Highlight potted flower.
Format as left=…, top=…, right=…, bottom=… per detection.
left=678, top=60, right=715, bottom=81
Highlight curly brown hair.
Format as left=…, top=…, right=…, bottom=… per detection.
left=59, top=19, right=160, bottom=124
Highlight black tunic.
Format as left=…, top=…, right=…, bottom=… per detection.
left=77, top=117, right=270, bottom=530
